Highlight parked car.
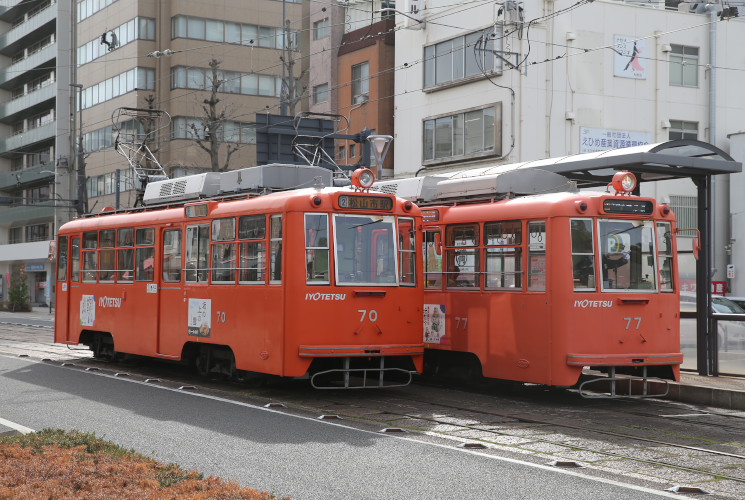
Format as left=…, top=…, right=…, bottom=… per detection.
left=680, top=293, right=745, bottom=350
left=727, top=297, right=745, bottom=310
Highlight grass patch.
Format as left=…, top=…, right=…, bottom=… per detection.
left=0, top=429, right=285, bottom=499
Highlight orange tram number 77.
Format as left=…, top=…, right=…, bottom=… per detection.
left=54, top=167, right=424, bottom=389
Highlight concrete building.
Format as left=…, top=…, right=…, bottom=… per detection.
left=0, top=0, right=75, bottom=306
left=75, top=0, right=304, bottom=211
left=392, top=0, right=745, bottom=293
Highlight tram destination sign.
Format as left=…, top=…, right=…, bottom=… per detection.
left=338, top=195, right=393, bottom=211
left=603, top=199, right=653, bottom=214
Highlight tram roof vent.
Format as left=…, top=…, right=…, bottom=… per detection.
left=218, top=164, right=333, bottom=194
left=143, top=173, right=221, bottom=205
left=434, top=168, right=573, bottom=201
left=370, top=175, right=448, bottom=202
left=142, top=164, right=334, bottom=205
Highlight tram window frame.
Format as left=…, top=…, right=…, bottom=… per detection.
left=57, top=236, right=68, bottom=281
left=484, top=220, right=522, bottom=290
left=398, top=217, right=416, bottom=286
left=186, top=224, right=210, bottom=283
left=527, top=221, right=547, bottom=291
left=117, top=227, right=135, bottom=282
left=135, top=227, right=155, bottom=282
left=599, top=219, right=657, bottom=292
left=238, top=215, right=267, bottom=284
left=162, top=228, right=183, bottom=282
left=211, top=217, right=236, bottom=284
left=270, top=215, right=283, bottom=284
left=71, top=237, right=81, bottom=281
left=570, top=218, right=596, bottom=291
left=657, top=222, right=675, bottom=292
left=305, top=213, right=330, bottom=285
left=99, top=248, right=116, bottom=282
left=423, top=229, right=443, bottom=289
left=82, top=231, right=98, bottom=282
left=445, top=224, right=479, bottom=289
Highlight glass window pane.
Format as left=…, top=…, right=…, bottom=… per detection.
left=434, top=116, right=453, bottom=159
left=424, top=45, right=435, bottom=88
left=206, top=19, right=224, bottom=42
left=334, top=215, right=397, bottom=285
left=423, top=119, right=434, bottom=161
left=187, top=17, right=205, bottom=39
left=435, top=40, right=453, bottom=85
left=212, top=243, right=236, bottom=283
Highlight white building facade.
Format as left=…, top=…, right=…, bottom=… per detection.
left=393, top=0, right=745, bottom=293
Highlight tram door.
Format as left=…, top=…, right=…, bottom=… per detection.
left=156, top=227, right=189, bottom=357
left=180, top=224, right=210, bottom=345
left=54, top=236, right=72, bottom=342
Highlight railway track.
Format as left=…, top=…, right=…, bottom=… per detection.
left=2, top=323, right=745, bottom=498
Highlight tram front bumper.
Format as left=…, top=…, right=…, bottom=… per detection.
left=566, top=353, right=684, bottom=367
left=298, top=344, right=424, bottom=357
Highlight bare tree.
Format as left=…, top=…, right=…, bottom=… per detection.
left=189, top=59, right=240, bottom=172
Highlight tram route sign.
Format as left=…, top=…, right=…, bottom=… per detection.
left=338, top=195, right=393, bottom=211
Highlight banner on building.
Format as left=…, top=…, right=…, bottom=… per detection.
left=613, top=35, right=647, bottom=80
left=580, top=127, right=652, bottom=154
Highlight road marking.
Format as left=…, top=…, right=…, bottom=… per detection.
left=0, top=417, right=34, bottom=435
left=660, top=413, right=711, bottom=418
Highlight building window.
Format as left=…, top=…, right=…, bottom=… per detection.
left=669, top=195, right=697, bottom=233
left=25, top=223, right=49, bottom=243
left=172, top=67, right=279, bottom=97
left=171, top=117, right=256, bottom=144
left=669, top=44, right=698, bottom=87
left=424, top=29, right=502, bottom=89
left=82, top=68, right=155, bottom=110
left=171, top=15, right=298, bottom=51
left=78, top=17, right=156, bottom=66
left=423, top=106, right=499, bottom=162
left=352, top=62, right=370, bottom=104
left=313, top=18, right=330, bottom=40
left=313, top=83, right=329, bottom=104
left=9, top=227, right=22, bottom=244
left=668, top=120, right=698, bottom=141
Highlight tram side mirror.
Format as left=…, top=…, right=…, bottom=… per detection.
left=676, top=228, right=700, bottom=260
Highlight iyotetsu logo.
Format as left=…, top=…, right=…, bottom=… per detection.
left=574, top=299, right=614, bottom=308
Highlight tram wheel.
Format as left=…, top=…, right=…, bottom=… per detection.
left=195, top=347, right=211, bottom=377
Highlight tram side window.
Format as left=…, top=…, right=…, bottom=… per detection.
left=398, top=218, right=416, bottom=286
left=57, top=236, right=68, bottom=281
left=99, top=229, right=116, bottom=282
left=118, top=227, right=134, bottom=283
left=305, top=213, right=329, bottom=284
left=71, top=237, right=80, bottom=281
left=600, top=220, right=656, bottom=291
left=657, top=222, right=674, bottom=292
left=571, top=218, right=595, bottom=291
left=163, top=229, right=182, bottom=282
left=186, top=224, right=210, bottom=283
left=423, top=230, right=442, bottom=289
left=82, top=231, right=98, bottom=282
left=270, top=215, right=282, bottom=284
left=211, top=218, right=236, bottom=284
left=239, top=215, right=266, bottom=284
left=528, top=221, right=547, bottom=291
left=445, top=224, right=479, bottom=288
left=485, top=221, right=522, bottom=290
left=135, top=227, right=155, bottom=281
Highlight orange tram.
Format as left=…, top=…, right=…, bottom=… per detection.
left=376, top=168, right=683, bottom=396
left=54, top=165, right=424, bottom=388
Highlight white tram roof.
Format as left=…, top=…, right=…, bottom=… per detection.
left=142, top=164, right=335, bottom=205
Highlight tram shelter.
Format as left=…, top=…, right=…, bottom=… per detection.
left=461, top=139, right=741, bottom=377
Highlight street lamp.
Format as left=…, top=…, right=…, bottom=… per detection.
left=367, top=134, right=393, bottom=179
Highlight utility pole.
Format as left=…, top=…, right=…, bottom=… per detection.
left=71, top=83, right=88, bottom=216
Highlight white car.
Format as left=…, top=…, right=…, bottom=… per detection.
left=680, top=293, right=745, bottom=350
left=727, top=297, right=745, bottom=310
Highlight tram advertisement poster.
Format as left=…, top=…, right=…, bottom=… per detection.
left=80, top=295, right=96, bottom=327
left=424, top=304, right=446, bottom=344
left=188, top=298, right=212, bottom=337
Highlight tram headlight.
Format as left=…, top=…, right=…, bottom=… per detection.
left=611, top=171, right=637, bottom=194
left=352, top=168, right=376, bottom=189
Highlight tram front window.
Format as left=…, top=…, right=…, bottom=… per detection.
left=334, top=214, right=397, bottom=285
left=599, top=219, right=656, bottom=291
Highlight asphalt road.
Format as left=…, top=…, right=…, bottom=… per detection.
left=0, top=355, right=681, bottom=500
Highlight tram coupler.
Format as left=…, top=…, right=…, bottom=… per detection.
left=310, top=357, right=414, bottom=389
left=577, top=366, right=670, bottom=399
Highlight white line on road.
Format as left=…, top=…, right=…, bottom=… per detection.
left=0, top=416, right=35, bottom=435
